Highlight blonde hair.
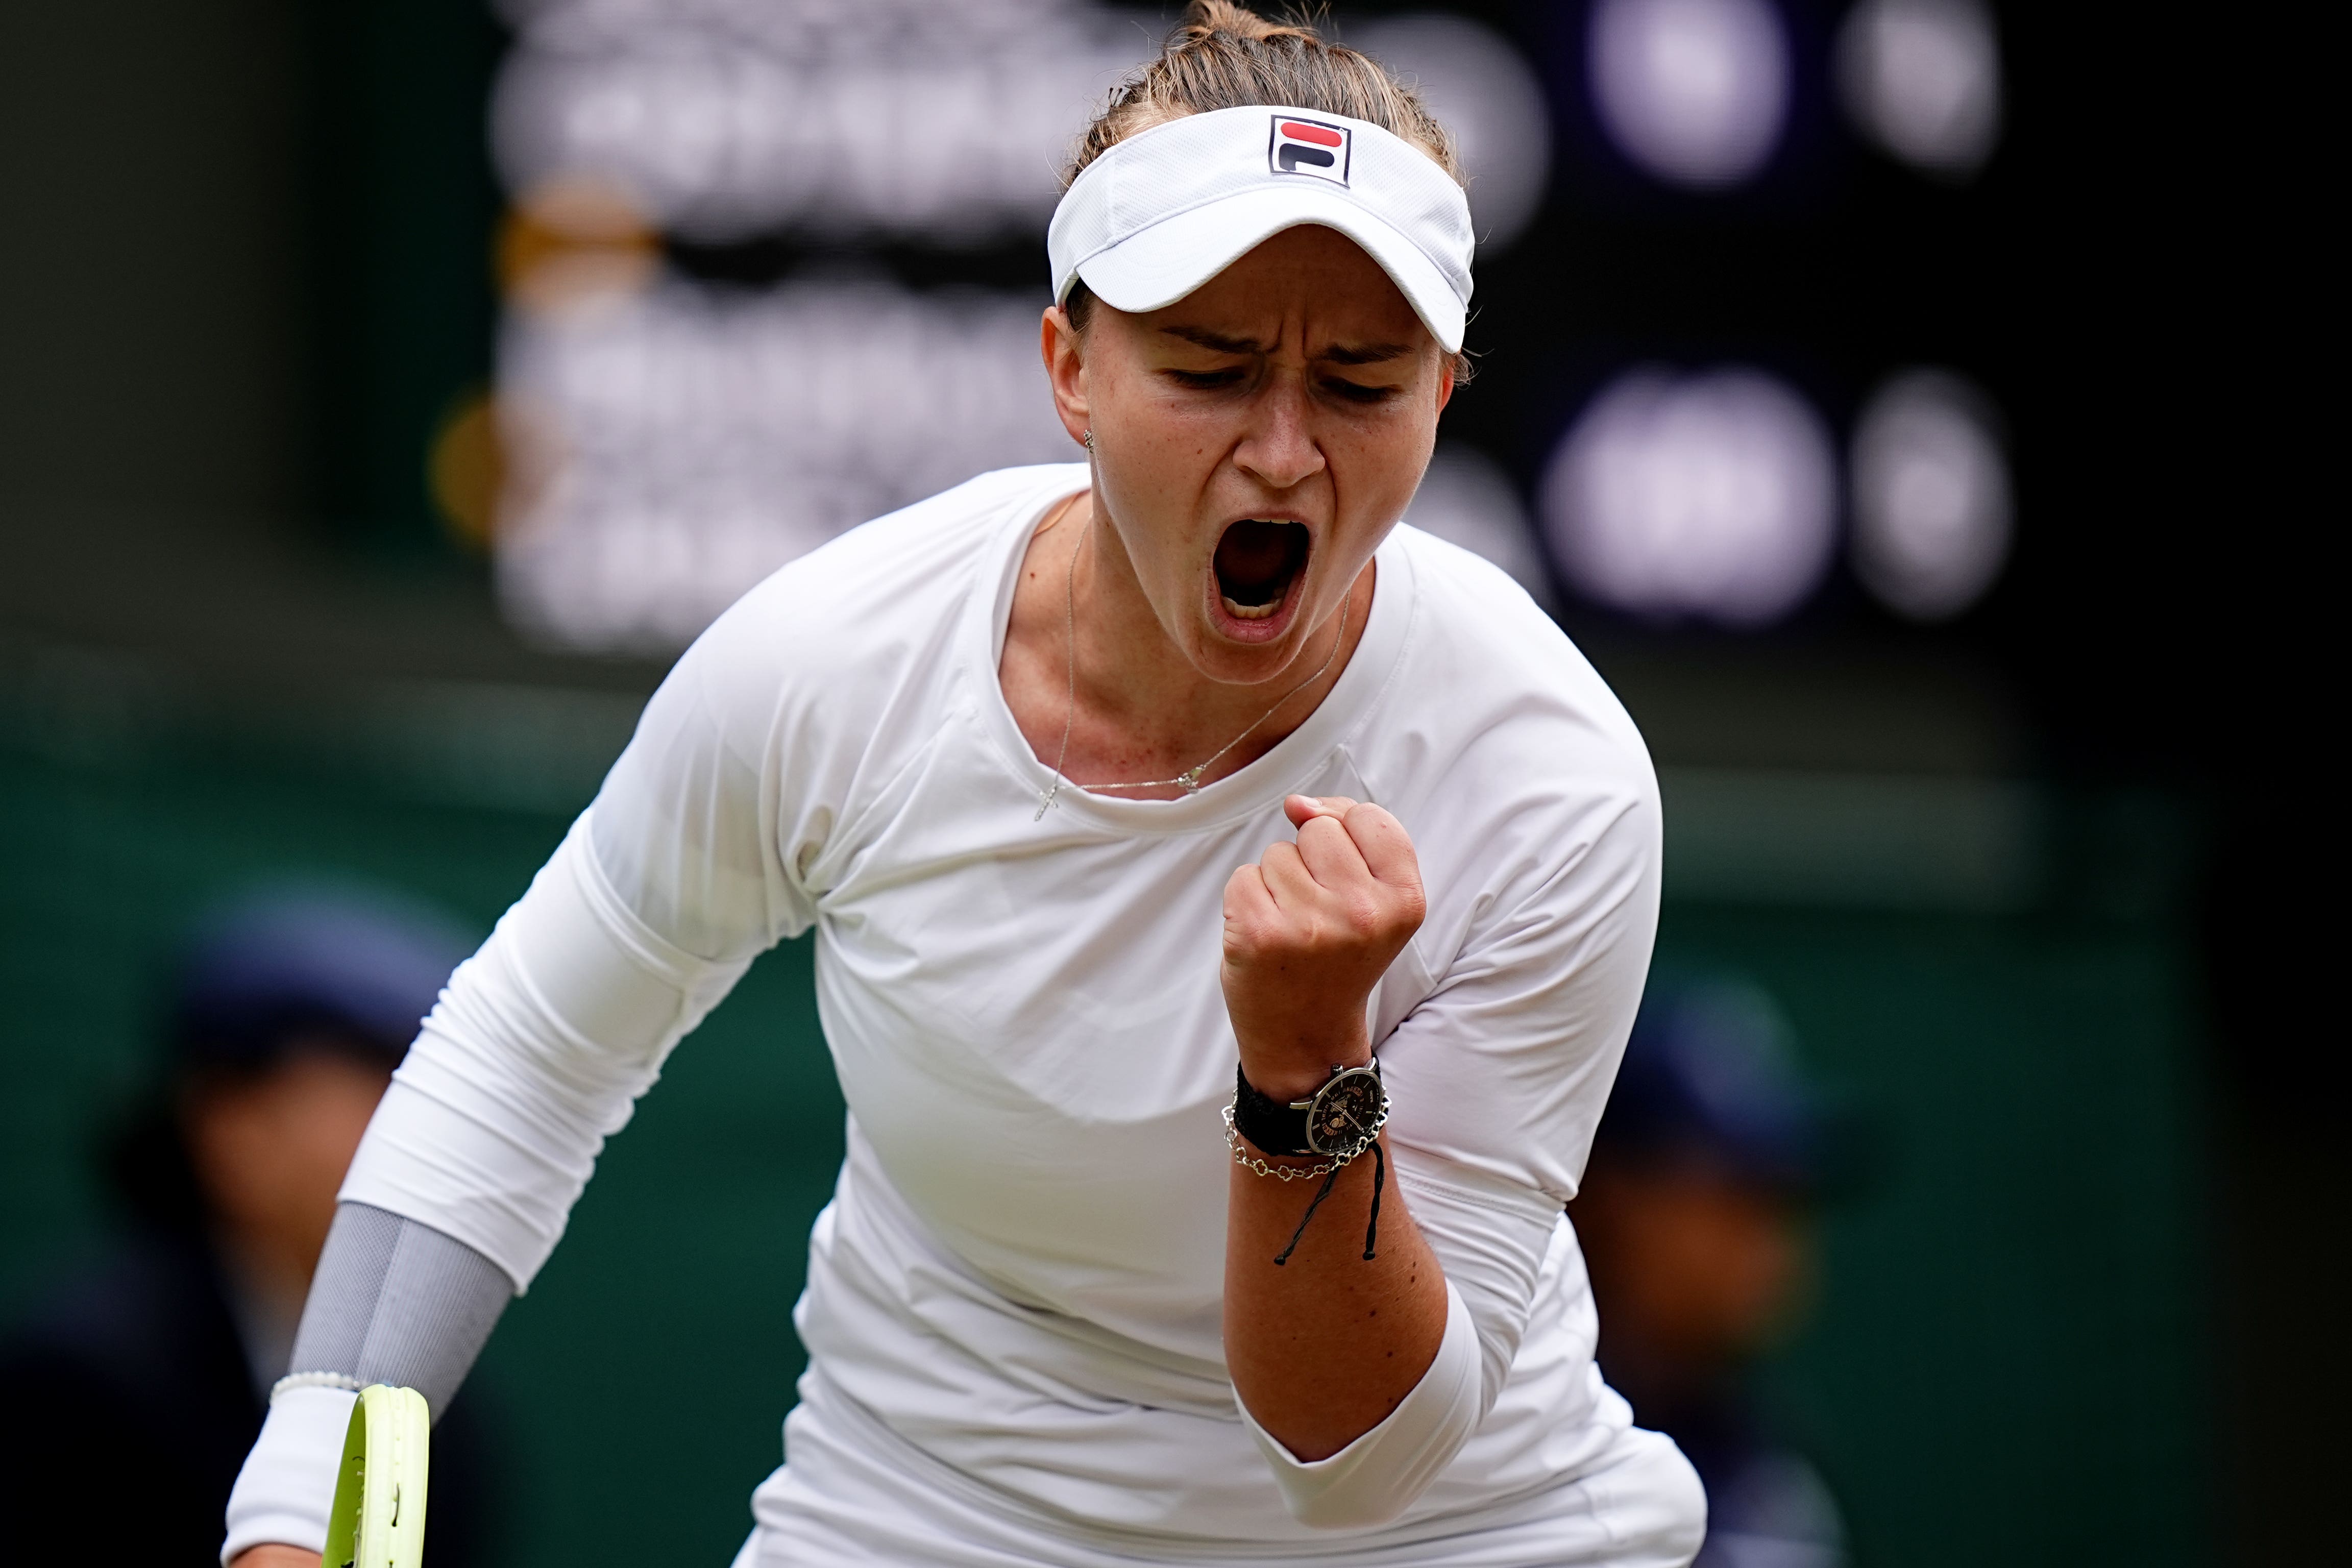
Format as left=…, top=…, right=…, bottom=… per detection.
left=1063, top=2, right=1473, bottom=375
left=1067, top=2, right=1462, bottom=187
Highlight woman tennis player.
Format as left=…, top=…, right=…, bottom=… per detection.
left=225, top=6, right=1702, bottom=1564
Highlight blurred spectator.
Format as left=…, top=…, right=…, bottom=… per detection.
left=0, top=886, right=503, bottom=1564
left=1575, top=979, right=1849, bottom=1568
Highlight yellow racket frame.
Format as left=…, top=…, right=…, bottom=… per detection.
left=323, top=1384, right=430, bottom=1568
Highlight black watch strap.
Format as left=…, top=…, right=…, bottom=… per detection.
left=1230, top=1062, right=1392, bottom=1266
left=1233, top=1064, right=1316, bottom=1156
left=1234, top=1061, right=1387, bottom=1157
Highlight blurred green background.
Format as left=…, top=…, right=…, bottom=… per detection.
left=0, top=720, right=2201, bottom=1567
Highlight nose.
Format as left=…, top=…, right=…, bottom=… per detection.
left=1231, top=376, right=1326, bottom=494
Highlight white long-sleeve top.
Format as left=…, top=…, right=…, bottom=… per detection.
left=327, top=464, right=1667, bottom=1556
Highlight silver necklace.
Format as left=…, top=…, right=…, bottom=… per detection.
left=1035, top=515, right=1351, bottom=819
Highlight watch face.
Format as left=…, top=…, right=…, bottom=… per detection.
left=1305, top=1066, right=1387, bottom=1155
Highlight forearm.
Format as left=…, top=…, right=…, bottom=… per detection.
left=1220, top=795, right=1452, bottom=1460
left=222, top=1205, right=512, bottom=1565
left=1217, top=795, right=1500, bottom=1521
left=288, top=1203, right=513, bottom=1414
left=1222, top=1133, right=1447, bottom=1460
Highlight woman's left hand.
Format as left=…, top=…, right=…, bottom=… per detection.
left=1221, top=796, right=1426, bottom=1103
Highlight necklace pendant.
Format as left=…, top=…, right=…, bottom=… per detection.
left=1178, top=766, right=1205, bottom=794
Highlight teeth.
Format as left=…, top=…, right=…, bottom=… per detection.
left=1222, top=596, right=1280, bottom=620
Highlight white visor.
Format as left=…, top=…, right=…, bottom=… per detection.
left=1048, top=105, right=1475, bottom=354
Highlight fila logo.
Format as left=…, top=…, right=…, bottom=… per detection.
left=1268, top=116, right=1351, bottom=185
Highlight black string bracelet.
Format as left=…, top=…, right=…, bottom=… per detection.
left=1271, top=1140, right=1385, bottom=1266
left=1272, top=1167, right=1336, bottom=1266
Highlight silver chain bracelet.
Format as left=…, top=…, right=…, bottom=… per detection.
left=1222, top=1097, right=1393, bottom=1264
left=1221, top=1099, right=1386, bottom=1179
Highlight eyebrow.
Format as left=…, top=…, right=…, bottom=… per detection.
left=1158, top=325, right=1417, bottom=366
left=1321, top=340, right=1417, bottom=366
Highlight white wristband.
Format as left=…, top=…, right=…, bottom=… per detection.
left=222, top=1383, right=356, bottom=1564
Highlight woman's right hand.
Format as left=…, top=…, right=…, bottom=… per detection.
left=229, top=1549, right=323, bottom=1568
left=1221, top=795, right=1425, bottom=1101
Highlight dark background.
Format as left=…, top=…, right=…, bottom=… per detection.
left=0, top=2, right=2330, bottom=1563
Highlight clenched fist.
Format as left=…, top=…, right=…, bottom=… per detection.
left=1221, top=795, right=1426, bottom=1104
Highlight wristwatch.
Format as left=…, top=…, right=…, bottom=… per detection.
left=1232, top=1061, right=1388, bottom=1158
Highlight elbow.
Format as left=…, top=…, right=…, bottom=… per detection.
left=1244, top=1280, right=1486, bottom=1529
left=1262, top=1386, right=1476, bottom=1530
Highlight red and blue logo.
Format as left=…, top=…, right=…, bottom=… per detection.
left=1268, top=115, right=1351, bottom=185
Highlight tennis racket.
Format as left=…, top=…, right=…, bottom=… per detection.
left=323, top=1384, right=430, bottom=1568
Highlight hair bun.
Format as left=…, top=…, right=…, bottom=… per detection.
left=1068, top=0, right=1460, bottom=191
left=1179, top=1, right=1318, bottom=46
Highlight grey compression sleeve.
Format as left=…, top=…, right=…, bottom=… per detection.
left=285, top=1200, right=515, bottom=1422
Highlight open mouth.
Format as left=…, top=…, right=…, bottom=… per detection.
left=1213, top=520, right=1310, bottom=626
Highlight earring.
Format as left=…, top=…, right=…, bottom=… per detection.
left=1082, top=429, right=1094, bottom=451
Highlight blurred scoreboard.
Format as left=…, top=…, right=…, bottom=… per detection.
left=449, top=0, right=2013, bottom=653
